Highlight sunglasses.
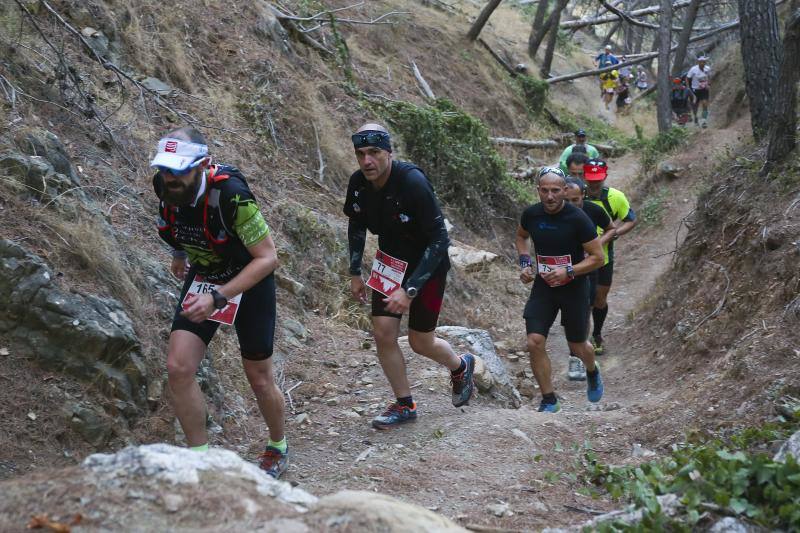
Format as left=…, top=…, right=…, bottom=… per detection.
left=352, top=132, right=389, bottom=146
left=538, top=166, right=566, bottom=179
left=157, top=158, right=205, bottom=176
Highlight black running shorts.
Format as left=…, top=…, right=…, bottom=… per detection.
left=171, top=269, right=276, bottom=360
left=371, top=270, right=447, bottom=333
left=694, top=88, right=709, bottom=102
left=525, top=276, right=590, bottom=343
left=597, top=261, right=614, bottom=287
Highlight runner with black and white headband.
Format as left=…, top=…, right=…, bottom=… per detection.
left=343, top=123, right=475, bottom=429
left=515, top=167, right=605, bottom=412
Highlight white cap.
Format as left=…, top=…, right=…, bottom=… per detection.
left=605, top=45, right=611, bottom=50
left=698, top=55, right=708, bottom=61
left=150, top=138, right=208, bottom=171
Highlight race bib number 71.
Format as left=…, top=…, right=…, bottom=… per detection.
left=181, top=274, right=242, bottom=325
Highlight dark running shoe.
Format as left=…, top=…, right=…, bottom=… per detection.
left=587, top=363, right=604, bottom=403
left=537, top=399, right=561, bottom=413
left=451, top=353, right=476, bottom=407
left=371, top=402, right=417, bottom=430
left=258, top=445, right=289, bottom=479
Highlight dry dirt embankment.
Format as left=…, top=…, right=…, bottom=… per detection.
left=1, top=0, right=799, bottom=531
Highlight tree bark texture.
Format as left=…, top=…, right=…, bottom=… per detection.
left=671, top=0, right=703, bottom=75
left=529, top=2, right=563, bottom=58
left=766, top=10, right=800, bottom=162
left=467, top=0, right=503, bottom=41
left=737, top=0, right=782, bottom=140
left=540, top=0, right=569, bottom=77
left=531, top=0, right=550, bottom=36
left=656, top=0, right=674, bottom=132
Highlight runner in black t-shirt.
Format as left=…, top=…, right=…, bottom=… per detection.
left=344, top=123, right=475, bottom=429
left=515, top=168, right=605, bottom=412
left=563, top=177, right=616, bottom=381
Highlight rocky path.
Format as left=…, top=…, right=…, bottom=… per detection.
left=214, top=120, right=747, bottom=531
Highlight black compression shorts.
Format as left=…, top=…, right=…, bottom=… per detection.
left=171, top=269, right=276, bottom=360
left=694, top=88, right=709, bottom=102
left=597, top=261, right=614, bottom=287
left=525, top=276, right=590, bottom=343
left=371, top=270, right=447, bottom=333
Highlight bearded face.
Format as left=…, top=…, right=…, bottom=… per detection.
left=160, top=167, right=202, bottom=205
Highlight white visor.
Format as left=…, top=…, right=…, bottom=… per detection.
left=150, top=138, right=209, bottom=171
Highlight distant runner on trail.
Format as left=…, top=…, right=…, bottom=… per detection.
left=686, top=55, right=712, bottom=128
left=583, top=159, right=637, bottom=357
left=670, top=77, right=693, bottom=126
left=562, top=177, right=616, bottom=381
left=151, top=127, right=288, bottom=478
left=344, top=123, right=475, bottom=430
left=566, top=152, right=590, bottom=180
left=515, top=167, right=605, bottom=412
left=595, top=45, right=619, bottom=95
left=559, top=129, right=600, bottom=173
left=600, top=70, right=619, bottom=111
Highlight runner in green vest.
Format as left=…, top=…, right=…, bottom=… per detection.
left=559, top=129, right=600, bottom=173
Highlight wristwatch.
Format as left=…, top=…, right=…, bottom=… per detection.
left=565, top=265, right=575, bottom=279
left=405, top=287, right=418, bottom=299
left=210, top=289, right=228, bottom=309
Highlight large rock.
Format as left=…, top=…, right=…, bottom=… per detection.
left=0, top=153, right=76, bottom=199
left=0, top=240, right=146, bottom=415
left=774, top=430, right=800, bottom=463
left=448, top=243, right=500, bottom=272
left=0, top=444, right=466, bottom=532
left=436, top=326, right=522, bottom=408
left=14, top=128, right=78, bottom=181
left=253, top=0, right=292, bottom=54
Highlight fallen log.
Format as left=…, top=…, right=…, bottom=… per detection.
left=477, top=38, right=518, bottom=77
left=546, top=19, right=741, bottom=84
left=411, top=61, right=435, bottom=99
left=491, top=137, right=558, bottom=148
left=560, top=0, right=694, bottom=30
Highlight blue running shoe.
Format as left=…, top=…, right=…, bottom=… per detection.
left=587, top=364, right=604, bottom=403
left=371, top=402, right=417, bottom=430
left=451, top=353, right=476, bottom=407
left=537, top=399, right=562, bottom=413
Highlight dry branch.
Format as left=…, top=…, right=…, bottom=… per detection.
left=560, top=0, right=695, bottom=30
left=491, top=137, right=559, bottom=148
left=598, top=0, right=713, bottom=32
left=477, top=38, right=518, bottom=77
left=411, top=61, right=435, bottom=99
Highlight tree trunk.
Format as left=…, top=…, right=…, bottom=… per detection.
left=602, top=21, right=623, bottom=47
left=737, top=0, right=782, bottom=140
left=656, top=0, right=674, bottom=132
left=529, top=2, right=563, bottom=58
left=766, top=10, right=800, bottom=162
left=540, top=0, right=569, bottom=77
left=671, top=0, right=703, bottom=75
left=633, top=24, right=646, bottom=53
left=467, top=0, right=504, bottom=41
left=531, top=0, right=550, bottom=36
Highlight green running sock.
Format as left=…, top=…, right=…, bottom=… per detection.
left=190, top=443, right=209, bottom=452
left=268, top=437, right=287, bottom=454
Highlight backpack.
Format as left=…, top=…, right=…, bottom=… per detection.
left=155, top=164, right=248, bottom=258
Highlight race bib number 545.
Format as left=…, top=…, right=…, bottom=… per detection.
left=181, top=275, right=242, bottom=325
left=367, top=250, right=408, bottom=297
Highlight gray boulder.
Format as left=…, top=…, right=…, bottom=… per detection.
left=0, top=240, right=147, bottom=415
left=774, top=430, right=800, bottom=463
left=0, top=444, right=467, bottom=531
left=14, top=128, right=78, bottom=182
left=63, top=401, right=116, bottom=447
left=436, top=326, right=522, bottom=408
left=0, top=153, right=76, bottom=199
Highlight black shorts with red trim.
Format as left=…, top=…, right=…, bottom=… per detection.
left=694, top=88, right=709, bottom=102
left=371, top=269, right=447, bottom=333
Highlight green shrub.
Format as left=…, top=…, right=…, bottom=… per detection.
left=372, top=97, right=534, bottom=225
left=584, top=421, right=800, bottom=531
left=516, top=75, right=549, bottom=115
left=637, top=127, right=690, bottom=172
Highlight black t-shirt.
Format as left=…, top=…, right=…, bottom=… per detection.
left=582, top=201, right=611, bottom=230
left=343, top=161, right=450, bottom=275
left=520, top=202, right=597, bottom=280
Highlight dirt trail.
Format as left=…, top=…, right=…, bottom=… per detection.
left=216, top=103, right=747, bottom=531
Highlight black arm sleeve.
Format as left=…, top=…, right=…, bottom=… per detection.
left=347, top=218, right=367, bottom=276
left=404, top=172, right=450, bottom=291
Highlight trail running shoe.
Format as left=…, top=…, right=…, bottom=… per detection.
left=592, top=335, right=605, bottom=356
left=371, top=402, right=417, bottom=430
left=451, top=353, right=476, bottom=407
left=537, top=399, right=561, bottom=413
left=568, top=356, right=587, bottom=381
left=587, top=364, right=604, bottom=403
left=258, top=445, right=289, bottom=479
